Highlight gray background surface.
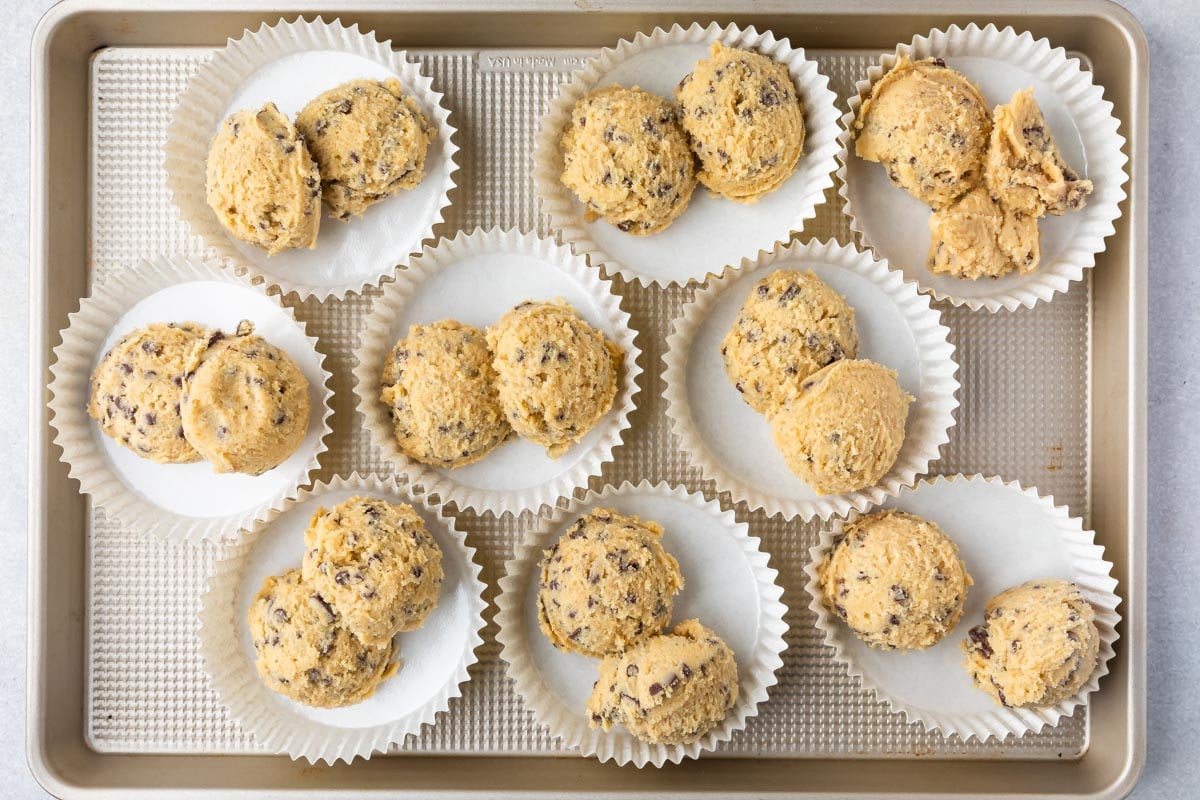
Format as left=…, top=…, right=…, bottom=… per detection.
left=3, top=0, right=1188, bottom=796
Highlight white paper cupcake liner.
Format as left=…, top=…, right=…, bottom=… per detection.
left=535, top=21, right=841, bottom=287
left=837, top=23, right=1129, bottom=312
left=803, top=474, right=1121, bottom=742
left=48, top=255, right=333, bottom=543
left=352, top=227, right=642, bottom=518
left=199, top=473, right=487, bottom=764
left=663, top=239, right=959, bottom=521
left=165, top=16, right=459, bottom=301
left=495, top=481, right=787, bottom=767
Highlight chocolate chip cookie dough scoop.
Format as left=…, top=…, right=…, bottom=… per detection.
left=535, top=21, right=840, bottom=286
left=49, top=255, right=333, bottom=543
left=838, top=23, right=1128, bottom=311
left=804, top=475, right=1122, bottom=742
left=199, top=475, right=487, bottom=763
left=166, top=17, right=457, bottom=300
left=496, top=482, right=786, bottom=766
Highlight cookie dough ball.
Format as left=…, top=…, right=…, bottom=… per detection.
left=296, top=78, right=432, bottom=220
left=559, top=85, right=698, bottom=235
left=247, top=568, right=395, bottom=708
left=587, top=619, right=739, bottom=745
left=487, top=301, right=623, bottom=458
left=205, top=103, right=321, bottom=255
left=985, top=88, right=1094, bottom=218
left=302, top=496, right=444, bottom=647
left=963, top=579, right=1099, bottom=708
left=676, top=42, right=805, bottom=202
left=928, top=187, right=1041, bottom=280
left=721, top=269, right=858, bottom=415
left=769, top=359, right=912, bottom=495
left=380, top=320, right=511, bottom=468
left=854, top=56, right=991, bottom=208
left=538, top=508, right=684, bottom=657
left=88, top=322, right=210, bottom=464
left=819, top=510, right=973, bottom=650
left=180, top=321, right=311, bottom=476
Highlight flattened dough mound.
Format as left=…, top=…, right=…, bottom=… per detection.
left=247, top=568, right=395, bottom=708
left=587, top=619, right=739, bottom=745
left=927, top=186, right=1041, bottom=280
left=819, top=509, right=973, bottom=650
left=296, top=78, right=432, bottom=220
left=769, top=359, right=912, bottom=495
left=538, top=507, right=683, bottom=657
left=487, top=301, right=623, bottom=458
left=380, top=320, right=511, bottom=468
left=962, top=579, right=1099, bottom=708
left=205, top=103, right=321, bottom=255
left=302, top=496, right=444, bottom=647
left=854, top=56, right=991, bottom=209
left=676, top=42, right=805, bottom=202
left=721, top=269, right=858, bottom=415
left=88, top=321, right=210, bottom=464
left=560, top=85, right=697, bottom=235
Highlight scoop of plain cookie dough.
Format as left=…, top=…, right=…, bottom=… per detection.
left=205, top=103, right=321, bottom=255
left=247, top=568, right=396, bottom=708
left=927, top=186, right=1041, bottom=280
left=587, top=619, right=739, bottom=746
left=380, top=320, right=512, bottom=468
left=721, top=269, right=858, bottom=415
left=985, top=88, right=1094, bottom=218
left=296, top=78, right=432, bottom=221
left=486, top=300, right=623, bottom=458
left=559, top=85, right=698, bottom=235
left=179, top=320, right=311, bottom=476
left=302, top=496, right=444, bottom=648
left=675, top=42, right=805, bottom=202
left=88, top=321, right=210, bottom=464
left=538, top=507, right=683, bottom=657
left=819, top=509, right=973, bottom=650
left=962, top=579, right=1099, bottom=708
left=769, top=359, right=912, bottom=495
left=854, top=56, right=991, bottom=209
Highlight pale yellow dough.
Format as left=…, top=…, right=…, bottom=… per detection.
left=247, top=568, right=395, bottom=708
left=380, top=320, right=512, bottom=468
left=296, top=79, right=432, bottom=220
left=537, top=508, right=683, bottom=657
left=721, top=269, right=858, bottom=416
left=179, top=321, right=311, bottom=476
left=302, top=496, right=444, bottom=648
left=962, top=579, right=1099, bottom=708
left=927, top=186, right=1041, bottom=280
left=985, top=88, right=1093, bottom=218
left=559, top=85, right=697, bottom=234
left=88, top=321, right=210, bottom=464
left=587, top=619, right=739, bottom=746
left=768, top=359, right=912, bottom=495
left=854, top=56, right=991, bottom=208
left=205, top=103, right=321, bottom=255
left=675, top=42, right=805, bottom=202
left=487, top=301, right=623, bottom=457
left=819, top=509, right=973, bottom=650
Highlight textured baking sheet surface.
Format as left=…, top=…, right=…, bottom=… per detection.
left=86, top=47, right=1090, bottom=758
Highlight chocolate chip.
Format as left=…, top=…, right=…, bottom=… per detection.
left=778, top=283, right=801, bottom=304
left=119, top=362, right=132, bottom=375
left=216, top=425, right=228, bottom=440
left=890, top=584, right=910, bottom=605
left=274, top=412, right=287, bottom=426
left=349, top=151, right=360, bottom=164
left=143, top=412, right=156, bottom=426
left=759, top=89, right=779, bottom=107
left=273, top=608, right=289, bottom=623
left=616, top=221, right=634, bottom=232
left=334, top=571, right=350, bottom=585
left=336, top=99, right=352, bottom=114
left=648, top=682, right=663, bottom=696
left=412, top=566, right=423, bottom=579
left=968, top=625, right=993, bottom=659
left=681, top=663, right=692, bottom=679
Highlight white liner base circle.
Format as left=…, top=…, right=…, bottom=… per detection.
left=535, top=22, right=841, bottom=287
left=353, top=228, right=642, bottom=518
left=165, top=16, right=458, bottom=300
left=664, top=239, right=959, bottom=521
left=803, top=475, right=1121, bottom=743
left=838, top=24, right=1129, bottom=312
left=200, top=474, right=487, bottom=764
left=48, top=256, right=333, bottom=543
left=496, top=481, right=787, bottom=767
